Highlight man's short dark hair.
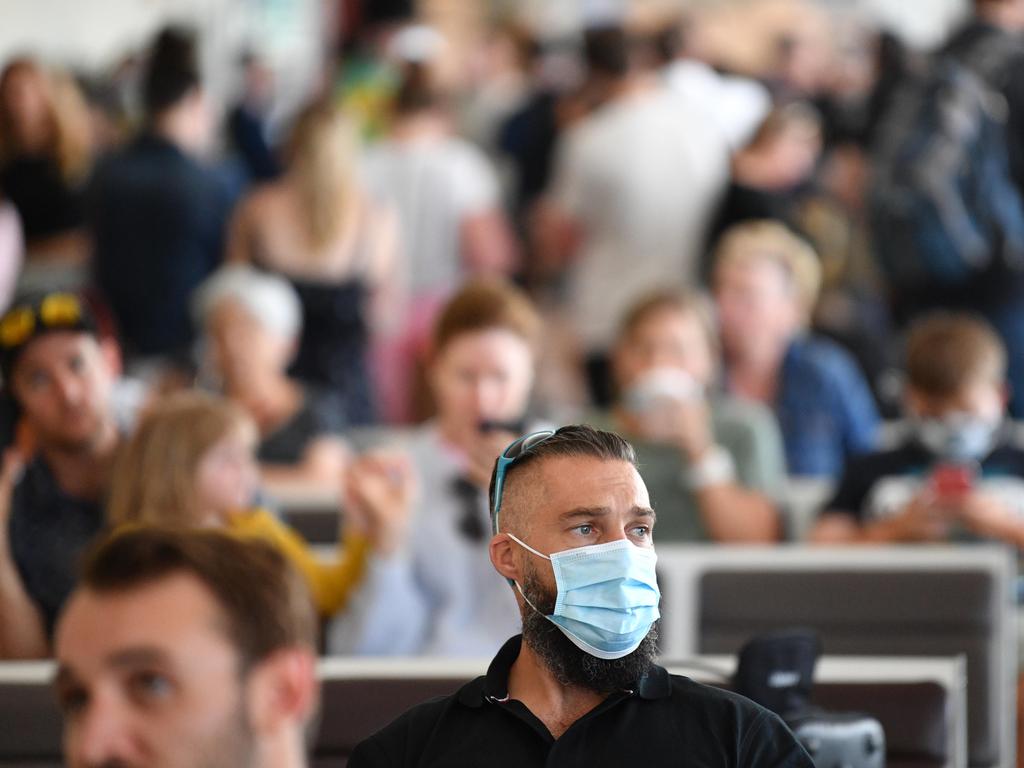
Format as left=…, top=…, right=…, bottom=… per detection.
left=77, top=527, right=317, bottom=670
left=143, top=27, right=200, bottom=117
left=488, top=424, right=638, bottom=534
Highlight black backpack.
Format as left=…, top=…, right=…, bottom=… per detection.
left=869, top=55, right=1024, bottom=291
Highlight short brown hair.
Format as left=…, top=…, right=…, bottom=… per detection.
left=107, top=391, right=253, bottom=528
left=78, top=527, right=317, bottom=670
left=618, top=289, right=720, bottom=358
left=906, top=313, right=1006, bottom=397
left=489, top=424, right=637, bottom=534
left=433, top=279, right=542, bottom=353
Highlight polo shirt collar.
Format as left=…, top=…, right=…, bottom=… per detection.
left=457, top=634, right=671, bottom=707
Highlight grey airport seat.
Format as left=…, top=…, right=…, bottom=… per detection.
left=655, top=544, right=1017, bottom=768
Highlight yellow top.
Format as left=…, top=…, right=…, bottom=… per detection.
left=227, top=508, right=370, bottom=617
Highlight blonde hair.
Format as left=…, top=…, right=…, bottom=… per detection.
left=286, top=100, right=359, bottom=253
left=713, top=220, right=822, bottom=319
left=107, top=391, right=253, bottom=528
left=0, top=58, right=92, bottom=183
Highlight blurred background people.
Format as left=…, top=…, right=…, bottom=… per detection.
left=193, top=265, right=349, bottom=493
left=0, top=292, right=120, bottom=658
left=813, top=313, right=1024, bottom=546
left=595, top=290, right=784, bottom=542
left=331, top=279, right=541, bottom=656
left=362, top=58, right=518, bottom=423
left=227, top=101, right=399, bottom=426
left=713, top=220, right=879, bottom=477
left=0, top=58, right=92, bottom=284
left=89, top=27, right=229, bottom=369
left=106, top=391, right=402, bottom=618
left=533, top=23, right=731, bottom=406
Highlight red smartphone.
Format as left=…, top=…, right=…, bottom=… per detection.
left=929, top=462, right=976, bottom=500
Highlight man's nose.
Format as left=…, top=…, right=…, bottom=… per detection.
left=70, top=694, right=137, bottom=768
left=53, top=370, right=84, bottom=406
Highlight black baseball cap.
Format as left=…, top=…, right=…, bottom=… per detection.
left=0, top=292, right=99, bottom=385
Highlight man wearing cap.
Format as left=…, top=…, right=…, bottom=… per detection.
left=0, top=292, right=121, bottom=658
left=349, top=425, right=812, bottom=766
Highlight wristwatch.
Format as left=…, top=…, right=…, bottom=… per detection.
left=685, top=444, right=737, bottom=490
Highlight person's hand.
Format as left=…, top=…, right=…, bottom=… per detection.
left=465, top=431, right=516, bottom=491
left=344, top=452, right=415, bottom=556
left=949, top=491, right=1018, bottom=541
left=0, top=448, right=25, bottom=558
left=625, top=397, right=714, bottom=461
left=887, top=490, right=953, bottom=542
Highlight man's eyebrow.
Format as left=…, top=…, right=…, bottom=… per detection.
left=633, top=506, right=657, bottom=522
left=558, top=506, right=611, bottom=522
left=557, top=506, right=656, bottom=522
left=105, top=646, right=172, bottom=670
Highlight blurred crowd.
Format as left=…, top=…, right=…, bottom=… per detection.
left=3, top=0, right=1024, bottom=661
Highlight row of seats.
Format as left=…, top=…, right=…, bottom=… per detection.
left=0, top=544, right=1012, bottom=767
left=0, top=654, right=966, bottom=768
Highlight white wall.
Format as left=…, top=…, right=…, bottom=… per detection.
left=0, top=0, right=327, bottom=119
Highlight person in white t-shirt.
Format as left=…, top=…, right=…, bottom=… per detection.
left=362, top=61, right=518, bottom=422
left=533, top=25, right=732, bottom=405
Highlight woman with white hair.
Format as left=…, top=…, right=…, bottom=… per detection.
left=192, top=264, right=348, bottom=491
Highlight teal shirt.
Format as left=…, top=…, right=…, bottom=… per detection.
left=587, top=397, right=786, bottom=542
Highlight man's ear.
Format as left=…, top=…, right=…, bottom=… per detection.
left=489, top=532, right=520, bottom=584
left=246, top=648, right=319, bottom=736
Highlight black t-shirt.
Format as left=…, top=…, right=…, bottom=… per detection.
left=824, top=437, right=1024, bottom=524
left=8, top=458, right=105, bottom=636
left=0, top=154, right=85, bottom=241
left=257, top=387, right=345, bottom=465
left=349, top=635, right=813, bottom=768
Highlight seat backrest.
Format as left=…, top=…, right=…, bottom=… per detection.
left=655, top=545, right=1015, bottom=768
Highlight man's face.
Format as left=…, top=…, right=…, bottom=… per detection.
left=714, top=258, right=801, bottom=359
left=430, top=329, right=534, bottom=434
left=497, top=455, right=659, bottom=691
left=614, top=308, right=715, bottom=390
left=55, top=574, right=256, bottom=768
left=11, top=333, right=117, bottom=452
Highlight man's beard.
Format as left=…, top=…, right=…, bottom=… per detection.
left=519, top=563, right=659, bottom=695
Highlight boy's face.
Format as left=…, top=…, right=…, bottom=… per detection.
left=906, top=378, right=1007, bottom=423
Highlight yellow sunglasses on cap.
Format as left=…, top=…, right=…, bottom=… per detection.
left=0, top=293, right=85, bottom=350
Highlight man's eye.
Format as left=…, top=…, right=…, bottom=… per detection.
left=574, top=524, right=594, bottom=536
left=57, top=687, right=89, bottom=717
left=129, top=671, right=173, bottom=702
left=631, top=526, right=651, bottom=539
left=27, top=371, right=49, bottom=390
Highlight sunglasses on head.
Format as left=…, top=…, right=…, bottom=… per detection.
left=491, top=429, right=556, bottom=531
left=0, top=293, right=84, bottom=350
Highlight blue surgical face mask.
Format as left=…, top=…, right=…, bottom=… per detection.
left=914, top=412, right=1000, bottom=461
left=506, top=534, right=661, bottom=660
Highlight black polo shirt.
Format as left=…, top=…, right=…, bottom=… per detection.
left=348, top=635, right=813, bottom=767
left=8, top=458, right=105, bottom=636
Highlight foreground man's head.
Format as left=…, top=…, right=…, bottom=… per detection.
left=55, top=527, right=318, bottom=768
